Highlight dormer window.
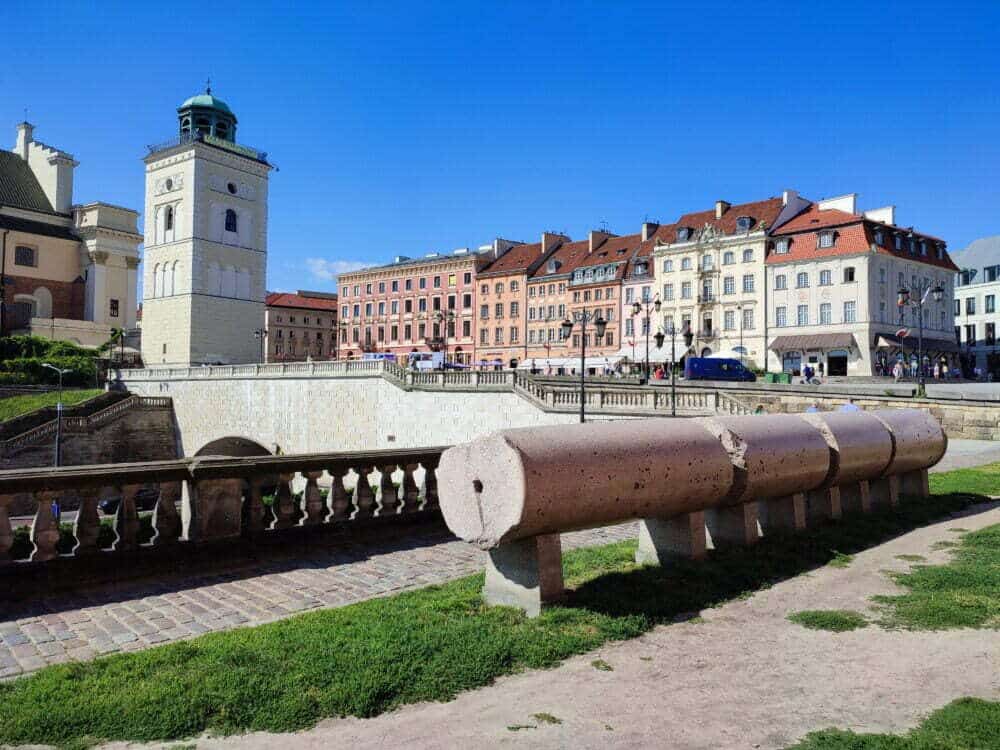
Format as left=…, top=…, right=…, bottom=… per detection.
left=894, top=234, right=903, bottom=250
left=936, top=242, right=945, bottom=259
left=817, top=231, right=835, bottom=249
left=920, top=240, right=927, bottom=256
left=736, top=216, right=753, bottom=232
left=874, top=229, right=884, bottom=245
left=677, top=227, right=690, bottom=242
left=635, top=262, right=648, bottom=275
left=775, top=238, right=790, bottom=254
left=909, top=237, right=917, bottom=254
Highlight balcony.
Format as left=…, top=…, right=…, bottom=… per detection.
left=698, top=329, right=717, bottom=340
left=145, top=132, right=269, bottom=164
left=697, top=294, right=716, bottom=304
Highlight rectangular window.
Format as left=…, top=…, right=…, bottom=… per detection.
left=663, top=259, right=673, bottom=272
left=432, top=297, right=441, bottom=311
left=965, top=324, right=976, bottom=345
left=391, top=280, right=399, bottom=292
left=742, top=248, right=753, bottom=262
left=510, top=326, right=518, bottom=343
left=447, top=294, right=456, bottom=310
left=954, top=299, right=961, bottom=316
left=843, top=267, right=855, bottom=283
left=480, top=328, right=488, bottom=344
left=681, top=282, right=692, bottom=299
left=391, top=300, right=398, bottom=314
left=495, top=303, right=503, bottom=318
left=510, top=301, right=519, bottom=317
left=494, top=327, right=503, bottom=344
left=724, top=276, right=735, bottom=295
left=109, top=299, right=120, bottom=317
left=966, top=297, right=976, bottom=315
left=742, top=274, right=754, bottom=293
left=724, top=310, right=735, bottom=330
left=404, top=324, right=412, bottom=340
left=14, top=245, right=36, bottom=266
left=776, top=306, right=787, bottom=327
left=796, top=272, right=809, bottom=288
left=797, top=305, right=809, bottom=326
left=404, top=299, right=412, bottom=313
left=448, top=274, right=456, bottom=286
left=664, top=283, right=674, bottom=301
left=418, top=299, right=427, bottom=312
left=774, top=274, right=786, bottom=290
left=987, top=295, right=995, bottom=314
left=843, top=300, right=857, bottom=323
left=480, top=304, right=489, bottom=319
left=390, top=325, right=398, bottom=340
left=378, top=301, right=385, bottom=315
left=462, top=320, right=471, bottom=337
left=986, top=322, right=996, bottom=345
left=819, top=269, right=831, bottom=286
left=625, top=287, right=635, bottom=303
left=378, top=282, right=386, bottom=293
left=625, top=318, right=634, bottom=336
left=464, top=272, right=472, bottom=284
left=433, top=276, right=441, bottom=288
left=819, top=302, right=831, bottom=324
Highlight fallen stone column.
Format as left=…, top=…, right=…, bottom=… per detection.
left=437, top=409, right=946, bottom=616
left=871, top=409, right=947, bottom=505
left=695, top=414, right=831, bottom=545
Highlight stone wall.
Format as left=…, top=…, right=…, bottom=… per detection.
left=125, top=375, right=580, bottom=456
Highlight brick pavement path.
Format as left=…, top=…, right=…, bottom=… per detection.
left=0, top=522, right=637, bottom=679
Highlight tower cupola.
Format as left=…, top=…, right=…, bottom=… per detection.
left=177, top=82, right=237, bottom=142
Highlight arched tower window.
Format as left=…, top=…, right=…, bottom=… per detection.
left=225, top=209, right=238, bottom=233
left=151, top=264, right=159, bottom=298
left=165, top=206, right=174, bottom=231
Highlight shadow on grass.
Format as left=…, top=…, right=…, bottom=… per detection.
left=562, top=492, right=993, bottom=622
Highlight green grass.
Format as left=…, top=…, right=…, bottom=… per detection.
left=875, top=523, right=1000, bottom=630
left=929, top=462, right=1000, bottom=496
left=827, top=552, right=855, bottom=568
left=787, top=609, right=869, bottom=632
left=895, top=554, right=926, bottom=562
left=0, top=467, right=996, bottom=748
left=0, top=388, right=102, bottom=422
left=786, top=697, right=1000, bottom=749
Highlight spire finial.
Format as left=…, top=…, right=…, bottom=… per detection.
left=206, top=77, right=211, bottom=95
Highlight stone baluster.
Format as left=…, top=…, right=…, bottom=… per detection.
left=301, top=471, right=325, bottom=525
left=271, top=473, right=298, bottom=529
left=0, top=495, right=12, bottom=564
left=354, top=465, right=376, bottom=519
left=242, top=478, right=268, bottom=536
left=327, top=470, right=352, bottom=521
left=30, top=490, right=61, bottom=562
left=113, top=484, right=142, bottom=551
left=377, top=463, right=400, bottom=516
left=420, top=457, right=440, bottom=512
left=400, top=463, right=421, bottom=513
left=73, top=488, right=102, bottom=556
left=153, top=481, right=183, bottom=545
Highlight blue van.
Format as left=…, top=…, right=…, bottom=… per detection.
left=683, top=357, right=756, bottom=382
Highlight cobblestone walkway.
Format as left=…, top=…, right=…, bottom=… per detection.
left=0, top=523, right=637, bottom=679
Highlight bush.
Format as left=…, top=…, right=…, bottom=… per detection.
left=10, top=516, right=155, bottom=560
left=0, top=337, right=99, bottom=386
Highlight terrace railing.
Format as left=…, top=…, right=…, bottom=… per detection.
left=0, top=446, right=446, bottom=581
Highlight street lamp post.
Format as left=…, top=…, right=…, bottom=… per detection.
left=41, top=363, right=72, bottom=468
left=897, top=282, right=944, bottom=389
left=658, top=322, right=694, bottom=417
left=631, top=295, right=662, bottom=383
left=253, top=328, right=267, bottom=363
left=334, top=320, right=347, bottom=360
left=433, top=310, right=456, bottom=366
left=561, top=309, right=608, bottom=423
left=737, top=304, right=744, bottom=368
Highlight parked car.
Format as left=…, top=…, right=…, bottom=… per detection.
left=683, top=357, right=756, bottom=382
left=98, top=486, right=161, bottom=515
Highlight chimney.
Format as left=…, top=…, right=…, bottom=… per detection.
left=541, top=231, right=568, bottom=254
left=782, top=189, right=798, bottom=206
left=641, top=222, right=659, bottom=242
left=588, top=229, right=613, bottom=253
left=864, top=206, right=896, bottom=226
left=715, top=200, right=730, bottom=220
left=15, top=122, right=34, bottom=160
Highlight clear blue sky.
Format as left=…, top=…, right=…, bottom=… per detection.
left=5, top=1, right=999, bottom=295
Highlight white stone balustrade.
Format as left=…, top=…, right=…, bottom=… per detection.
left=0, top=447, right=445, bottom=578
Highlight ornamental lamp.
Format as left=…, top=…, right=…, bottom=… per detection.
left=595, top=316, right=608, bottom=338
left=932, top=285, right=944, bottom=302
left=654, top=330, right=665, bottom=349
left=560, top=318, right=574, bottom=339
left=631, top=301, right=641, bottom=316
left=897, top=287, right=911, bottom=306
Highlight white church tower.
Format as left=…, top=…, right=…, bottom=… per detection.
left=141, top=86, right=272, bottom=365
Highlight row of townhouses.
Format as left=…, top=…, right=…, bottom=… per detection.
left=333, top=190, right=962, bottom=376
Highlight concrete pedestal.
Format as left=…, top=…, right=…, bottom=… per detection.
left=636, top=511, right=706, bottom=565
left=899, top=468, right=930, bottom=500
left=705, top=503, right=758, bottom=548
left=484, top=533, right=564, bottom=617
left=760, top=493, right=806, bottom=534
left=870, top=475, right=901, bottom=509
left=838, top=480, right=872, bottom=515
left=806, top=486, right=842, bottom=524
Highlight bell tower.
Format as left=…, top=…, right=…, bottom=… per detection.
left=141, top=87, right=272, bottom=365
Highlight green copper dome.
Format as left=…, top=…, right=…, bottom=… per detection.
left=178, top=93, right=234, bottom=115
left=177, top=84, right=238, bottom=142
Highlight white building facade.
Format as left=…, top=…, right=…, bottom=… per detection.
left=951, top=236, right=1000, bottom=378
left=767, top=195, right=958, bottom=377
left=141, top=89, right=272, bottom=365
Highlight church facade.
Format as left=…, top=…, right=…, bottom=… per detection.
left=140, top=89, right=272, bottom=365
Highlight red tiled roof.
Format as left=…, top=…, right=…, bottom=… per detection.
left=770, top=205, right=958, bottom=272
left=266, top=292, right=339, bottom=311
left=477, top=242, right=544, bottom=275
left=674, top=197, right=785, bottom=239
left=529, top=239, right=592, bottom=279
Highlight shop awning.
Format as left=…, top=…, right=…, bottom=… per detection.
left=518, top=355, right=624, bottom=370
left=873, top=333, right=961, bottom=353
left=768, top=333, right=857, bottom=352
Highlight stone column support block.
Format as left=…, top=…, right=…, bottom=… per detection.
left=838, top=480, right=872, bottom=516
left=760, top=493, right=806, bottom=534
left=484, top=533, right=564, bottom=617
left=636, top=511, right=706, bottom=565
left=806, top=486, right=842, bottom=525
left=705, top=502, right=759, bottom=548
left=899, top=468, right=930, bottom=500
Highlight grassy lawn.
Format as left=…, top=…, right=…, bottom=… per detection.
left=787, top=610, right=869, bottom=632
left=0, top=389, right=102, bottom=423
left=0, top=466, right=997, bottom=748
left=786, top=697, right=1000, bottom=749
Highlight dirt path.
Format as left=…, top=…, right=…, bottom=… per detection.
left=117, top=501, right=1000, bottom=750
